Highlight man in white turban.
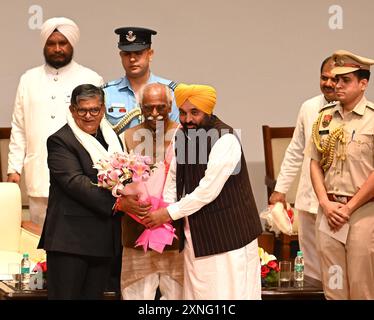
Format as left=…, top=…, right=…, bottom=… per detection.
left=7, top=17, right=104, bottom=227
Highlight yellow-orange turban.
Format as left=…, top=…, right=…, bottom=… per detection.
left=174, top=84, right=217, bottom=115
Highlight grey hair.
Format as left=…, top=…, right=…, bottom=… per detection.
left=138, top=83, right=172, bottom=106
left=70, top=84, right=105, bottom=106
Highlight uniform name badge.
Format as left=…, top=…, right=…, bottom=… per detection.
left=108, top=103, right=126, bottom=113
left=322, top=114, right=332, bottom=128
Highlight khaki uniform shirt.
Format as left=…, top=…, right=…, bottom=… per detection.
left=309, top=96, right=374, bottom=196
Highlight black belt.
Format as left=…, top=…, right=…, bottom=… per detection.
left=327, top=194, right=374, bottom=204
left=327, top=194, right=352, bottom=204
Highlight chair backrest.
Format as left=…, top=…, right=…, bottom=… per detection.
left=0, top=128, right=29, bottom=206
left=0, top=182, right=22, bottom=251
left=262, top=125, right=301, bottom=204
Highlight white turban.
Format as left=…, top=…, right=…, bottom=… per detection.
left=40, top=17, right=80, bottom=47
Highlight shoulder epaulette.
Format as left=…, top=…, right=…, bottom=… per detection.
left=101, top=79, right=122, bottom=89
left=319, top=101, right=337, bottom=113
left=167, top=81, right=178, bottom=91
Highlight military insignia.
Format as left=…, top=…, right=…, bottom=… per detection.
left=109, top=103, right=126, bottom=113
left=168, top=81, right=178, bottom=91
left=322, top=114, right=332, bottom=128
left=335, top=57, right=345, bottom=67
left=126, top=31, right=136, bottom=42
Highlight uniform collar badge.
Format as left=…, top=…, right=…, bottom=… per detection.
left=126, top=31, right=136, bottom=42
left=322, top=114, right=333, bottom=128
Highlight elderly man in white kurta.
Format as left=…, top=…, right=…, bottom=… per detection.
left=7, top=17, right=103, bottom=225
left=142, top=84, right=263, bottom=300
left=269, top=57, right=337, bottom=281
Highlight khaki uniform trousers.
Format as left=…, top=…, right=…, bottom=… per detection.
left=298, top=210, right=321, bottom=281
left=316, top=201, right=374, bottom=299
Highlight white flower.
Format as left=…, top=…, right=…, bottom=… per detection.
left=258, top=247, right=277, bottom=266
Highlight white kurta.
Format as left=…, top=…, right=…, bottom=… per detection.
left=8, top=61, right=103, bottom=197
left=164, top=133, right=261, bottom=300
left=274, top=94, right=327, bottom=214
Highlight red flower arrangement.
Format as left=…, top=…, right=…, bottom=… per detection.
left=259, top=247, right=280, bottom=286
left=29, top=260, right=47, bottom=290
left=33, top=261, right=47, bottom=274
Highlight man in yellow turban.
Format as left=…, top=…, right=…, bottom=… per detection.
left=174, top=84, right=217, bottom=115
left=142, top=83, right=263, bottom=300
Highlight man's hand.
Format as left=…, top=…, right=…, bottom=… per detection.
left=7, top=173, right=20, bottom=184
left=142, top=208, right=171, bottom=229
left=336, top=204, right=352, bottom=218
left=269, top=191, right=287, bottom=209
left=331, top=204, right=351, bottom=231
left=116, top=193, right=152, bottom=217
left=320, top=200, right=350, bottom=232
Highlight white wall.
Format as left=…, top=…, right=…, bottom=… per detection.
left=1, top=0, right=374, bottom=210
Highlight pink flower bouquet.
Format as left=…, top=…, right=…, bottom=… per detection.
left=94, top=151, right=177, bottom=253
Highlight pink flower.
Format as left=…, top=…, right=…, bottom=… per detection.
left=131, top=163, right=150, bottom=182
left=95, top=152, right=153, bottom=197
left=107, top=169, right=122, bottom=182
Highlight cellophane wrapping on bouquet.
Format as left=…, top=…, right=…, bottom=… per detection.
left=95, top=151, right=177, bottom=253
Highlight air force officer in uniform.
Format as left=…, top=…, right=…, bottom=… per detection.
left=103, top=27, right=179, bottom=135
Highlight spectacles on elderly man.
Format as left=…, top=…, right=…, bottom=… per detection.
left=73, top=106, right=103, bottom=117
left=141, top=104, right=168, bottom=114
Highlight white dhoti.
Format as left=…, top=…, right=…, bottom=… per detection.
left=121, top=247, right=184, bottom=300
left=183, top=220, right=261, bottom=300
left=122, top=273, right=183, bottom=300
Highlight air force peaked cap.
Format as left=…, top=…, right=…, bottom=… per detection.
left=115, top=27, right=157, bottom=52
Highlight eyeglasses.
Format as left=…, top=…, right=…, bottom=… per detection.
left=74, top=106, right=102, bottom=117
left=141, top=104, right=167, bottom=114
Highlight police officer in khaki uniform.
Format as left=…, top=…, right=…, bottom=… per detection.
left=310, top=50, right=374, bottom=299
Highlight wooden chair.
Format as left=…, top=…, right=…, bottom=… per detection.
left=257, top=231, right=275, bottom=254
left=262, top=125, right=300, bottom=260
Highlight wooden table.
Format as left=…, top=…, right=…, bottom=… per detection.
left=0, top=280, right=117, bottom=300
left=1, top=276, right=324, bottom=300
left=262, top=275, right=325, bottom=300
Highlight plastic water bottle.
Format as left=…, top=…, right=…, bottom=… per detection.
left=294, top=250, right=304, bottom=287
left=21, top=253, right=31, bottom=284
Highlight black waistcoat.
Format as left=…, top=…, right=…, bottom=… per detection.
left=175, top=116, right=262, bottom=257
